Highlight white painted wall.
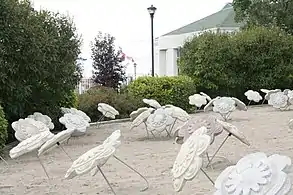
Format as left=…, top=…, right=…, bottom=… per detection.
left=155, top=27, right=240, bottom=76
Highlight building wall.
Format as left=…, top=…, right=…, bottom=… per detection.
left=76, top=78, right=95, bottom=94
left=155, top=27, right=240, bottom=76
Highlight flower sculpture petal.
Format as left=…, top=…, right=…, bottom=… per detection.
left=164, top=105, right=190, bottom=122
left=200, top=92, right=212, bottom=102
left=265, top=89, right=281, bottom=100
left=216, top=119, right=250, bottom=146
left=189, top=94, right=207, bottom=107
left=287, top=90, right=293, bottom=105
left=244, top=90, right=263, bottom=103
left=59, top=113, right=90, bottom=136
left=130, top=107, right=149, bottom=121
left=130, top=108, right=155, bottom=129
left=204, top=97, right=220, bottom=112
left=231, top=97, right=247, bottom=111
left=268, top=92, right=289, bottom=109
left=146, top=108, right=175, bottom=133
left=70, top=108, right=91, bottom=123
left=12, top=118, right=50, bottom=142
left=61, top=107, right=72, bottom=114
left=65, top=130, right=121, bottom=179
left=27, top=112, right=54, bottom=129
left=174, top=116, right=223, bottom=145
left=214, top=152, right=292, bottom=195
left=213, top=97, right=236, bottom=114
left=38, top=128, right=75, bottom=156
left=142, top=98, right=161, bottom=109
left=172, top=127, right=211, bottom=192
left=98, top=103, right=119, bottom=119
left=9, top=131, right=54, bottom=159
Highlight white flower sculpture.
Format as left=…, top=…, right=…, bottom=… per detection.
left=244, top=90, right=262, bottom=103
left=146, top=108, right=174, bottom=133
left=163, top=105, right=190, bottom=122
left=213, top=97, right=236, bottom=114
left=130, top=107, right=149, bottom=121
left=27, top=112, right=54, bottom=129
left=98, top=103, right=119, bottom=119
left=268, top=91, right=289, bottom=109
left=12, top=118, right=50, bottom=142
left=65, top=130, right=121, bottom=179
left=214, top=152, right=292, bottom=195
left=172, top=127, right=211, bottom=192
left=143, top=98, right=161, bottom=109
left=131, top=108, right=155, bottom=129
left=70, top=108, right=91, bottom=122
left=9, top=131, right=54, bottom=159
left=189, top=94, right=207, bottom=108
left=175, top=116, right=223, bottom=145
left=59, top=113, right=90, bottom=136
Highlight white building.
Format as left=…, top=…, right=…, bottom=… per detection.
left=76, top=78, right=95, bottom=94
left=155, top=3, right=243, bottom=76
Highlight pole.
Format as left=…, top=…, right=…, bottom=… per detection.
left=150, top=14, right=155, bottom=77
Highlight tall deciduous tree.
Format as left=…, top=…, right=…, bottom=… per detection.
left=91, top=32, right=125, bottom=90
left=0, top=0, right=82, bottom=134
left=233, top=0, right=293, bottom=34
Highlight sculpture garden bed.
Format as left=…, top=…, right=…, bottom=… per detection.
left=0, top=106, right=292, bottom=194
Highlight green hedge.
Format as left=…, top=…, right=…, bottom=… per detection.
left=128, top=76, right=197, bottom=112
left=78, top=87, right=141, bottom=122
left=0, top=105, right=8, bottom=152
left=178, top=26, right=293, bottom=102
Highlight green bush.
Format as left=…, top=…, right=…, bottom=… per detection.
left=0, top=105, right=8, bottom=152
left=78, top=87, right=141, bottom=122
left=59, top=90, right=78, bottom=108
left=128, top=76, right=197, bottom=112
left=178, top=26, right=293, bottom=102
left=0, top=0, right=82, bottom=138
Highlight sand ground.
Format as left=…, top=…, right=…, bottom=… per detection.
left=0, top=106, right=293, bottom=195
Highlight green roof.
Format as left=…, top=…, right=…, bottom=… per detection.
left=162, top=3, right=243, bottom=36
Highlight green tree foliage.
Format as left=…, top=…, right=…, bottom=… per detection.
left=128, top=76, right=197, bottom=112
left=0, top=0, right=82, bottom=131
left=0, top=105, right=8, bottom=152
left=91, top=32, right=126, bottom=90
left=178, top=26, right=293, bottom=101
left=233, top=0, right=293, bottom=34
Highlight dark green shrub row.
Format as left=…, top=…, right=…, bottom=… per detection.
left=127, top=76, right=197, bottom=112
left=0, top=105, right=8, bottom=152
left=78, top=87, right=142, bottom=122
left=178, top=26, right=293, bottom=102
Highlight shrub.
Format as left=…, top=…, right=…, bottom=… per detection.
left=178, top=26, right=293, bottom=102
left=0, top=105, right=8, bottom=152
left=0, top=0, right=82, bottom=138
left=127, top=76, right=197, bottom=112
left=78, top=87, right=141, bottom=122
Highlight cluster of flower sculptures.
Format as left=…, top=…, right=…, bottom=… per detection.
left=1, top=88, right=293, bottom=194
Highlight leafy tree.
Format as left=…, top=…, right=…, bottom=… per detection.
left=233, top=0, right=293, bottom=34
left=91, top=32, right=126, bottom=90
left=178, top=26, right=293, bottom=102
left=0, top=0, right=82, bottom=136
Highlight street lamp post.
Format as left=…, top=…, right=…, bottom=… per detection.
left=147, top=5, right=157, bottom=77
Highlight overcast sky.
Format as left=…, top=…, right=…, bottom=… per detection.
left=31, top=0, right=232, bottom=78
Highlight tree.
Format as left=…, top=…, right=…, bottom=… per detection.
left=0, top=0, right=82, bottom=136
left=91, top=32, right=126, bottom=90
left=178, top=26, right=293, bottom=101
left=233, top=0, right=293, bottom=34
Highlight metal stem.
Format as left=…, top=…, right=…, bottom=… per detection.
left=113, top=155, right=149, bottom=192
left=143, top=122, right=150, bottom=138
left=150, top=131, right=156, bottom=138
left=248, top=100, right=251, bottom=106
left=96, top=165, right=117, bottom=195
left=206, top=133, right=231, bottom=168
left=165, top=129, right=171, bottom=137
left=37, top=155, right=50, bottom=179
left=57, top=142, right=73, bottom=162
left=0, top=155, right=8, bottom=166
left=261, top=98, right=266, bottom=105
left=97, top=114, right=105, bottom=128
left=200, top=168, right=214, bottom=185
left=169, top=119, right=177, bottom=135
